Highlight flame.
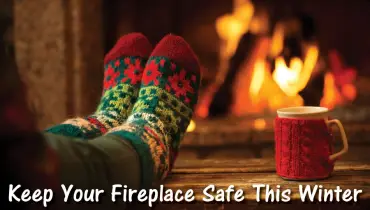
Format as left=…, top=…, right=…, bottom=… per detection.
left=243, top=40, right=355, bottom=113
left=320, top=73, right=357, bottom=109
left=269, top=23, right=284, bottom=58
left=215, top=0, right=254, bottom=84
left=321, top=50, right=358, bottom=109
left=342, top=84, right=357, bottom=101
left=253, top=118, right=266, bottom=130
left=243, top=55, right=303, bottom=113
left=186, top=120, right=196, bottom=132
left=249, top=60, right=265, bottom=98
left=272, top=45, right=319, bottom=97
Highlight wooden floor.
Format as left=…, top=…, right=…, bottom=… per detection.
left=156, top=147, right=370, bottom=210
left=144, top=113, right=370, bottom=209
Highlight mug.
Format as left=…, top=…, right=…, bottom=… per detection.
left=274, top=106, right=349, bottom=180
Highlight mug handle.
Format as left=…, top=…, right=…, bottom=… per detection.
left=326, top=119, right=349, bottom=161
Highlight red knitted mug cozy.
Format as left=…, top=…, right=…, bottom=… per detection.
left=274, top=117, right=335, bottom=180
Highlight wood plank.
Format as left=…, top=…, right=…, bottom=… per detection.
left=173, top=159, right=275, bottom=173
left=164, top=171, right=370, bottom=201
left=173, top=158, right=370, bottom=173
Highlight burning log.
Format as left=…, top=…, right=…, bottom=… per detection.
left=202, top=0, right=256, bottom=118
left=299, top=68, right=325, bottom=106
left=208, top=32, right=259, bottom=117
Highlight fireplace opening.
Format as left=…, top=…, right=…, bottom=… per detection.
left=102, top=0, right=370, bottom=136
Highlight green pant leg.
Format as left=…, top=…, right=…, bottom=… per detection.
left=43, top=133, right=141, bottom=210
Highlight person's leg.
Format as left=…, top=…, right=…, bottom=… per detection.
left=44, top=132, right=141, bottom=209
left=45, top=132, right=140, bottom=189
left=106, top=34, right=201, bottom=188
left=41, top=34, right=200, bottom=207
left=45, top=33, right=153, bottom=139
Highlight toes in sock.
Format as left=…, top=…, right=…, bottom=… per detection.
left=45, top=33, right=153, bottom=139
left=108, top=34, right=201, bottom=187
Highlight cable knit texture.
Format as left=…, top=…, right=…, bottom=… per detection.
left=275, top=117, right=334, bottom=180
left=108, top=34, right=201, bottom=187
left=45, top=33, right=152, bottom=139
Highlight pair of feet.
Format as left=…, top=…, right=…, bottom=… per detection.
left=45, top=33, right=201, bottom=187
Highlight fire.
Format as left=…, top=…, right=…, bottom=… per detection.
left=321, top=72, right=357, bottom=109
left=233, top=16, right=322, bottom=113
left=253, top=118, right=266, bottom=130
left=194, top=0, right=357, bottom=119
left=249, top=60, right=265, bottom=98
left=186, top=120, right=196, bottom=132
left=273, top=45, right=319, bottom=97
left=235, top=31, right=355, bottom=114
left=321, top=50, right=357, bottom=109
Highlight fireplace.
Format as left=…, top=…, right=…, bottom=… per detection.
left=12, top=0, right=370, bottom=151
left=183, top=0, right=362, bottom=140
left=104, top=0, right=370, bottom=159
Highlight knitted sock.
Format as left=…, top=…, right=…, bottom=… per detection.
left=45, top=33, right=152, bottom=139
left=107, top=34, right=201, bottom=187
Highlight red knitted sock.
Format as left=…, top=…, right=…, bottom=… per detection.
left=107, top=34, right=201, bottom=187
left=148, top=34, right=201, bottom=166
